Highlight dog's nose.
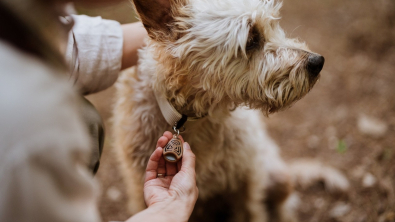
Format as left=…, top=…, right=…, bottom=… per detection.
left=307, top=54, right=325, bottom=77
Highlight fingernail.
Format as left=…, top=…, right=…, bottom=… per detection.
left=183, top=142, right=191, bottom=150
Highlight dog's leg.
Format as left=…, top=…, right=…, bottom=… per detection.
left=289, top=160, right=350, bottom=193
left=244, top=152, right=288, bottom=222
left=247, top=116, right=294, bottom=222
left=263, top=149, right=294, bottom=222
left=229, top=179, right=264, bottom=222
left=120, top=160, right=147, bottom=214
left=245, top=171, right=269, bottom=222
left=260, top=139, right=295, bottom=222
left=113, top=118, right=147, bottom=214
left=113, top=68, right=167, bottom=214
left=113, top=73, right=147, bottom=213
left=265, top=165, right=295, bottom=222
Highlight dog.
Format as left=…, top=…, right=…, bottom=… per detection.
left=113, top=0, right=348, bottom=221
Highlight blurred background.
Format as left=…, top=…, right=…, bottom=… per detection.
left=75, top=0, right=395, bottom=221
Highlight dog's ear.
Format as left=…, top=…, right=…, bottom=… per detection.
left=132, top=0, right=183, bottom=41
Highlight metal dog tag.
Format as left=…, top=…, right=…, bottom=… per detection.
left=163, top=134, right=183, bottom=163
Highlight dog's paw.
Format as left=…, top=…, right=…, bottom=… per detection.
left=289, top=160, right=350, bottom=193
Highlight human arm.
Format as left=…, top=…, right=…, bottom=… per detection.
left=65, top=15, right=147, bottom=95
left=121, top=22, right=147, bottom=70
left=126, top=132, right=199, bottom=222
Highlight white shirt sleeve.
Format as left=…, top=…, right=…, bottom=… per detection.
left=66, top=15, right=124, bottom=95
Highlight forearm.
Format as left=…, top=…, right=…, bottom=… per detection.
left=121, top=22, right=147, bottom=70
left=125, top=201, right=191, bottom=222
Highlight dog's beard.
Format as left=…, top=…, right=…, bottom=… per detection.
left=250, top=49, right=314, bottom=114
left=192, top=49, right=315, bottom=116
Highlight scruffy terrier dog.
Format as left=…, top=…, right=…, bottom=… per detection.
left=113, top=0, right=348, bottom=221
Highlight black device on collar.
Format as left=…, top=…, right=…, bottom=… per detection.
left=175, top=114, right=188, bottom=130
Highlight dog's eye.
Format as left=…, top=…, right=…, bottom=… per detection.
left=246, top=28, right=260, bottom=51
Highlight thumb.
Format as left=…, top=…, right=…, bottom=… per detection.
left=181, top=142, right=196, bottom=173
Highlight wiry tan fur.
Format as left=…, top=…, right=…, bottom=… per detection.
left=113, top=0, right=348, bottom=221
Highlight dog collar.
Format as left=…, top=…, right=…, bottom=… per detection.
left=154, top=89, right=202, bottom=130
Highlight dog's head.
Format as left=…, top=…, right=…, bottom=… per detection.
left=134, top=0, right=324, bottom=116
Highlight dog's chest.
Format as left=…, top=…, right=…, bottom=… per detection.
left=182, top=109, right=265, bottom=199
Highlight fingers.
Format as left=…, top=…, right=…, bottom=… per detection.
left=157, top=155, right=166, bottom=176
left=146, top=132, right=190, bottom=184
left=156, top=136, right=169, bottom=149
left=163, top=131, right=173, bottom=140
left=169, top=142, right=198, bottom=208
left=156, top=131, right=173, bottom=148
left=180, top=142, right=196, bottom=175
left=145, top=147, right=163, bottom=182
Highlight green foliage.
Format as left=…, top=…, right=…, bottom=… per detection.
left=336, top=139, right=347, bottom=154
left=383, top=148, right=393, bottom=161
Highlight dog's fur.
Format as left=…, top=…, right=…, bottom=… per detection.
left=113, top=0, right=348, bottom=221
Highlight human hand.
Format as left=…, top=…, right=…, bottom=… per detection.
left=143, top=132, right=198, bottom=221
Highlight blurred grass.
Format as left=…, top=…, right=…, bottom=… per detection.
left=336, top=139, right=348, bottom=154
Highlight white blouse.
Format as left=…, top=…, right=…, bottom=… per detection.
left=66, top=15, right=123, bottom=95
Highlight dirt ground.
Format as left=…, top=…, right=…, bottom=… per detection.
left=80, top=0, right=395, bottom=221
